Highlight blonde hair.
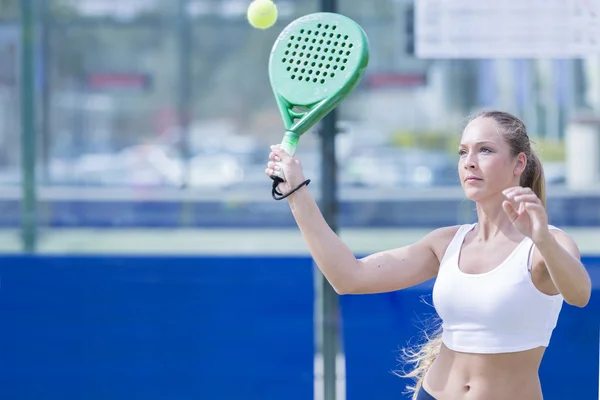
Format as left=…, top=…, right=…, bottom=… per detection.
left=396, top=325, right=443, bottom=399
left=397, top=111, right=546, bottom=399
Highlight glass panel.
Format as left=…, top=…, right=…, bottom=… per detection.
left=0, top=0, right=18, bottom=20
left=49, top=0, right=177, bottom=19
left=0, top=0, right=595, bottom=254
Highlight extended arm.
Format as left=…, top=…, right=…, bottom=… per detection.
left=286, top=186, right=451, bottom=294
left=267, top=144, right=452, bottom=295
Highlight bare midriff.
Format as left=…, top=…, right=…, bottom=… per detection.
left=423, top=343, right=546, bottom=400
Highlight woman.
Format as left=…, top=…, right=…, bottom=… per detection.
left=264, top=110, right=592, bottom=400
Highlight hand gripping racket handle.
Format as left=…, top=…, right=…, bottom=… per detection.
left=270, top=131, right=299, bottom=182
left=270, top=131, right=310, bottom=200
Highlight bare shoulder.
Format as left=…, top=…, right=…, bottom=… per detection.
left=549, top=228, right=581, bottom=258
left=422, top=225, right=462, bottom=263
left=530, top=227, right=583, bottom=296
left=533, top=227, right=581, bottom=263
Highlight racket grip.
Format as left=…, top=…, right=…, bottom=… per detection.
left=271, top=131, right=299, bottom=182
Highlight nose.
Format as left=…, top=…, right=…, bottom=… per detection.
left=464, top=153, right=477, bottom=170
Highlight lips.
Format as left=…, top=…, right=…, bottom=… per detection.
left=464, top=175, right=482, bottom=182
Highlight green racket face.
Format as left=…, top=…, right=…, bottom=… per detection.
left=269, top=13, right=369, bottom=135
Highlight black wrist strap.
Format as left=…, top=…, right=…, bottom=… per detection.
left=271, top=176, right=311, bottom=201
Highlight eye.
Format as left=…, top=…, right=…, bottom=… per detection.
left=480, top=147, right=492, bottom=153
left=458, top=149, right=467, bottom=156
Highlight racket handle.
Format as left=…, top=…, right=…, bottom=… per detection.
left=271, top=131, right=299, bottom=182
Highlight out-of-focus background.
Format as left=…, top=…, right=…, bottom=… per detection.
left=0, top=1, right=598, bottom=399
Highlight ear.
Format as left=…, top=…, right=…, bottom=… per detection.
left=513, top=152, right=527, bottom=176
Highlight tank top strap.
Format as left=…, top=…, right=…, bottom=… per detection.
left=506, top=236, right=535, bottom=275
left=548, top=224, right=563, bottom=232
left=439, top=223, right=476, bottom=267
left=521, top=225, right=563, bottom=274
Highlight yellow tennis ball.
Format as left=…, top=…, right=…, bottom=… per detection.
left=247, top=0, right=278, bottom=30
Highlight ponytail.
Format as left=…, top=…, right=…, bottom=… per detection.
left=395, top=325, right=443, bottom=399
left=522, top=152, right=546, bottom=207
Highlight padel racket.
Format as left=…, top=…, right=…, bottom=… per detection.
left=268, top=12, right=369, bottom=198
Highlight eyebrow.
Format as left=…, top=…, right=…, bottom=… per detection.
left=458, top=141, right=496, bottom=147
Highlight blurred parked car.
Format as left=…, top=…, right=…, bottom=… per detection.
left=343, top=147, right=458, bottom=188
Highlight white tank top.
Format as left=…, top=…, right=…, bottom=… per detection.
left=432, top=223, right=564, bottom=354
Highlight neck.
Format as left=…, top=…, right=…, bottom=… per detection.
left=474, top=194, right=517, bottom=241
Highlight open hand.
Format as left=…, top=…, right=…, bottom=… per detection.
left=502, top=186, right=551, bottom=244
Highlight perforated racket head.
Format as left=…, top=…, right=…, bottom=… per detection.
left=268, top=12, right=369, bottom=136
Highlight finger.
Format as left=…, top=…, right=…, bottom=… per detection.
left=269, top=152, right=282, bottom=162
left=523, top=203, right=548, bottom=226
left=524, top=202, right=546, bottom=216
left=502, top=186, right=522, bottom=196
left=270, top=145, right=293, bottom=160
left=502, top=200, right=519, bottom=221
left=267, top=161, right=281, bottom=171
left=504, top=190, right=536, bottom=202
left=516, top=187, right=535, bottom=196
left=513, top=194, right=542, bottom=204
left=503, top=186, right=533, bottom=199
left=503, top=191, right=522, bottom=210
left=265, top=167, right=274, bottom=176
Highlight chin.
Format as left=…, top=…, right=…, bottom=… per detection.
left=463, top=186, right=487, bottom=202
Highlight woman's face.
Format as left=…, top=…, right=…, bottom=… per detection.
left=458, top=117, right=525, bottom=203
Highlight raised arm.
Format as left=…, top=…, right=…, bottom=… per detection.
left=502, top=186, right=591, bottom=307
left=266, top=145, right=457, bottom=295
left=533, top=230, right=591, bottom=307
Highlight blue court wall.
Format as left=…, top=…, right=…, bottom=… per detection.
left=0, top=255, right=597, bottom=400
left=0, top=255, right=315, bottom=400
